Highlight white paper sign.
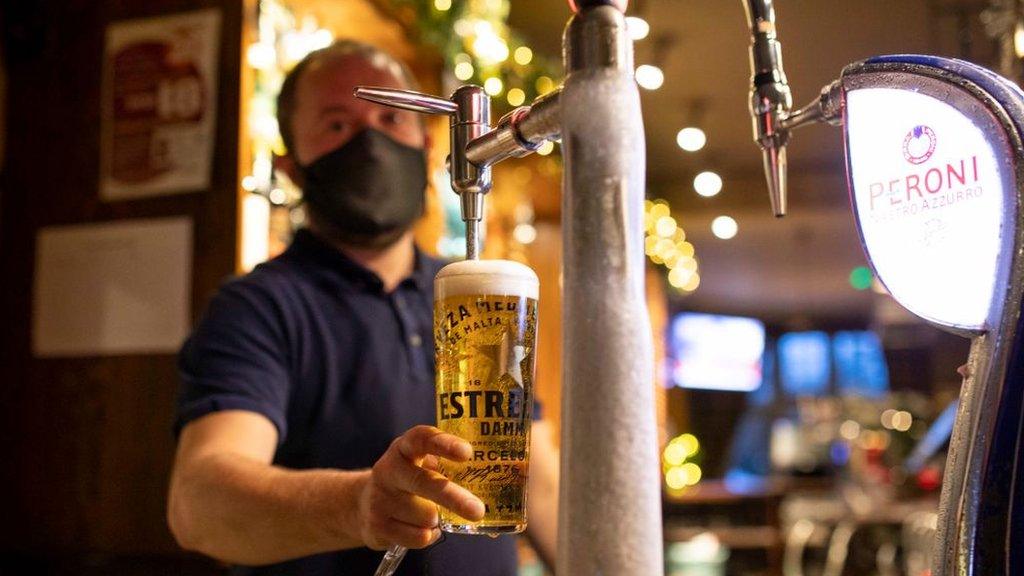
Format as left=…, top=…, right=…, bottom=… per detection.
left=846, top=88, right=1005, bottom=330
left=32, top=217, right=193, bottom=357
left=100, top=9, right=220, bottom=200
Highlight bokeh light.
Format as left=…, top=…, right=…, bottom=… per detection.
left=635, top=65, right=664, bottom=90
left=711, top=215, right=738, bottom=240
left=484, top=76, right=504, bottom=96
left=625, top=16, right=650, bottom=40
left=850, top=266, right=873, bottom=290
left=676, top=127, right=707, bottom=152
left=513, top=46, right=533, bottom=65
left=694, top=171, right=723, bottom=197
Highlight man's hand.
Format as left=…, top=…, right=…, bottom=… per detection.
left=168, top=413, right=485, bottom=565
left=357, top=425, right=486, bottom=550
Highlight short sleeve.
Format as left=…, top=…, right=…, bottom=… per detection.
left=175, top=278, right=292, bottom=444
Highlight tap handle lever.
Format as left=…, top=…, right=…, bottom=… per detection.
left=353, top=86, right=458, bottom=116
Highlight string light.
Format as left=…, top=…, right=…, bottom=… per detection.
left=663, top=433, right=703, bottom=490
left=454, top=18, right=473, bottom=36
left=648, top=201, right=669, bottom=221
left=513, top=46, right=533, bottom=65
left=268, top=188, right=287, bottom=205
left=454, top=61, right=474, bottom=81
left=665, top=467, right=689, bottom=490
left=644, top=199, right=701, bottom=293
left=676, top=241, right=695, bottom=258
left=654, top=216, right=677, bottom=238
left=664, top=442, right=688, bottom=466
left=484, top=76, right=504, bottom=96
left=668, top=267, right=694, bottom=288
left=472, top=21, right=510, bottom=64
left=536, top=140, right=555, bottom=156
left=682, top=462, right=702, bottom=484
left=682, top=273, right=701, bottom=291
left=678, top=434, right=699, bottom=456
left=246, top=42, right=276, bottom=70
left=311, top=29, right=332, bottom=49
left=644, top=235, right=659, bottom=255
left=243, top=0, right=339, bottom=224
left=507, top=88, right=526, bottom=106
left=434, top=0, right=452, bottom=11
left=653, top=238, right=673, bottom=257
left=1016, top=21, right=1024, bottom=58
left=535, top=76, right=555, bottom=94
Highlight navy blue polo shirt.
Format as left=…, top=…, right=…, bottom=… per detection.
left=175, top=229, right=518, bottom=576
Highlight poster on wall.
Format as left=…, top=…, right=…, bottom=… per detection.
left=32, top=217, right=193, bottom=357
left=100, top=9, right=221, bottom=200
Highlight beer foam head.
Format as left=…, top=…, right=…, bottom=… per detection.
left=435, top=259, right=539, bottom=300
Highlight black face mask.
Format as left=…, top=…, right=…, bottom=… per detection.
left=299, top=129, right=427, bottom=247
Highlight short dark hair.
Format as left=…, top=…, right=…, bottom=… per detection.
left=276, top=40, right=420, bottom=155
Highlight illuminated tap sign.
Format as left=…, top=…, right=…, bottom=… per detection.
left=845, top=87, right=1006, bottom=330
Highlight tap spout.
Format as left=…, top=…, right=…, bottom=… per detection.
left=743, top=0, right=793, bottom=217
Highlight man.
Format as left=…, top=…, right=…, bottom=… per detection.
left=167, top=41, right=558, bottom=575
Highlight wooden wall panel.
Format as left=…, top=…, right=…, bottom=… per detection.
left=0, top=0, right=243, bottom=567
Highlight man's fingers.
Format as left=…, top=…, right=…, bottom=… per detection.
left=386, top=492, right=440, bottom=529
left=386, top=455, right=485, bottom=521
left=422, top=454, right=440, bottom=471
left=396, top=426, right=473, bottom=463
left=371, top=519, right=440, bottom=550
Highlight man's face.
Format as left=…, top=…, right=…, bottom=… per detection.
left=287, top=55, right=426, bottom=167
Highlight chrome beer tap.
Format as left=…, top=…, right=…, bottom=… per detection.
left=354, top=85, right=489, bottom=259
left=353, top=86, right=561, bottom=259
left=742, top=0, right=845, bottom=216
left=743, top=0, right=793, bottom=217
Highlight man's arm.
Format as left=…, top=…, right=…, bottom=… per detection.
left=526, top=420, right=559, bottom=570
left=167, top=410, right=485, bottom=566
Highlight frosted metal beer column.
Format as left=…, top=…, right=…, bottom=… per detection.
left=557, top=3, right=662, bottom=574
left=357, top=1, right=662, bottom=573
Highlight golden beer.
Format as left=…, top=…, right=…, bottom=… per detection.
left=433, top=259, right=539, bottom=535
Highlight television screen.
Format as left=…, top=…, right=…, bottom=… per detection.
left=668, top=312, right=766, bottom=392
left=833, top=330, right=889, bottom=397
left=778, top=331, right=831, bottom=396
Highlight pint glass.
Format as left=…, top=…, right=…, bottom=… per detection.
left=433, top=259, right=539, bottom=535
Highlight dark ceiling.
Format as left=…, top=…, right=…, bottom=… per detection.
left=509, top=0, right=996, bottom=324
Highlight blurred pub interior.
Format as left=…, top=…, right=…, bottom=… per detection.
left=0, top=0, right=1011, bottom=574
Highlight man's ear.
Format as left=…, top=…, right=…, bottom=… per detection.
left=273, top=153, right=303, bottom=187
